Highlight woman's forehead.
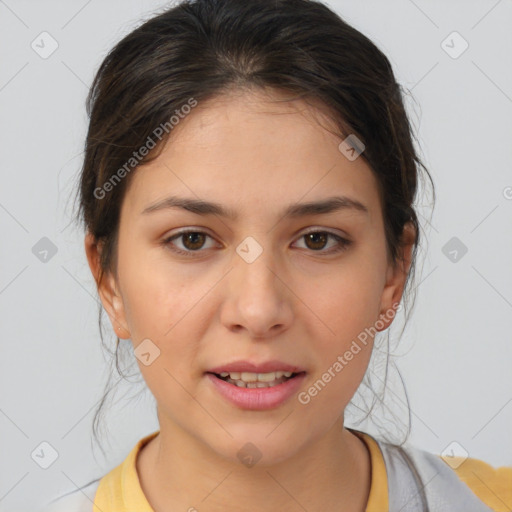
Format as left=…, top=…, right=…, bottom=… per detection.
left=114, top=89, right=381, bottom=227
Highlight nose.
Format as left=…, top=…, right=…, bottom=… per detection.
left=220, top=243, right=293, bottom=339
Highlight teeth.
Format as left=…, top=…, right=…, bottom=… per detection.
left=231, top=378, right=281, bottom=388
left=219, top=370, right=294, bottom=382
left=216, top=370, right=298, bottom=389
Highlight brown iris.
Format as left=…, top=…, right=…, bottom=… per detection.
left=303, top=232, right=328, bottom=251
left=181, top=232, right=206, bottom=250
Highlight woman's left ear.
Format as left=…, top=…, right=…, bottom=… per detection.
left=377, top=221, right=416, bottom=331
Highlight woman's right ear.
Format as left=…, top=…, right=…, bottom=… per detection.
left=84, top=231, right=131, bottom=339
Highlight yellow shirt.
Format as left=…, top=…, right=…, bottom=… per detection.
left=93, top=430, right=512, bottom=511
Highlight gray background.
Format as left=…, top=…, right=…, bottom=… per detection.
left=0, top=0, right=511, bottom=510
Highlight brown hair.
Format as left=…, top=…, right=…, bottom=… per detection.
left=74, top=0, right=434, bottom=462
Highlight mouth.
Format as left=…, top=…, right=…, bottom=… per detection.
left=207, top=370, right=307, bottom=389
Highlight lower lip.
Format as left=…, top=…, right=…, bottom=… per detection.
left=206, top=372, right=307, bottom=410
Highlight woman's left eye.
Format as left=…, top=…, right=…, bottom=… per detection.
left=162, top=229, right=352, bottom=257
left=294, top=230, right=352, bottom=254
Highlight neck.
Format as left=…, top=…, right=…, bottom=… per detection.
left=137, top=415, right=372, bottom=512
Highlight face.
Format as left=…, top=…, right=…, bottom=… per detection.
left=87, top=87, right=410, bottom=466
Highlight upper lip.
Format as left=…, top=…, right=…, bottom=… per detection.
left=207, top=360, right=306, bottom=374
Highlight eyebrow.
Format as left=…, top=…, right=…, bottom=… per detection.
left=141, top=195, right=369, bottom=219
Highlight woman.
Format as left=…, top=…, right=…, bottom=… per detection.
left=43, top=0, right=511, bottom=510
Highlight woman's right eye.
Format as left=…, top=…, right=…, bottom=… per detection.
left=162, top=230, right=217, bottom=256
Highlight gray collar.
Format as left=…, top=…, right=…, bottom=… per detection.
left=377, top=438, right=495, bottom=511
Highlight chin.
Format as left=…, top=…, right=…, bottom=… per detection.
left=204, top=428, right=307, bottom=469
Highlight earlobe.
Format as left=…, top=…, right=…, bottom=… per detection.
left=103, top=274, right=131, bottom=340
left=84, top=231, right=131, bottom=339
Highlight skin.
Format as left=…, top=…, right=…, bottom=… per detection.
left=85, top=87, right=415, bottom=511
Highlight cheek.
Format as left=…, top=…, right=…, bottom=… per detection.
left=295, top=252, right=386, bottom=403
left=297, top=279, right=378, bottom=418
left=118, top=251, right=214, bottom=387
left=119, top=265, right=205, bottom=413
left=301, top=255, right=385, bottom=344
left=119, top=247, right=203, bottom=339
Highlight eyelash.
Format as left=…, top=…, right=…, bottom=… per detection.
left=162, top=229, right=352, bottom=257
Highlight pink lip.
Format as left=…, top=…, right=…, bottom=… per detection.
left=206, top=372, right=307, bottom=410
left=207, top=360, right=306, bottom=374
